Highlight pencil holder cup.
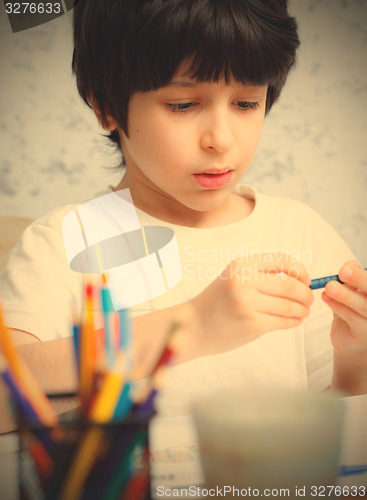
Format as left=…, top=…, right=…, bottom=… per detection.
left=17, top=394, right=152, bottom=500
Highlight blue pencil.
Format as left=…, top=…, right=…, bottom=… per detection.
left=1, top=364, right=54, bottom=451
left=339, top=464, right=367, bottom=476
left=72, top=323, right=80, bottom=376
left=0, top=353, right=37, bottom=422
left=310, top=267, right=367, bottom=290
left=133, top=388, right=158, bottom=417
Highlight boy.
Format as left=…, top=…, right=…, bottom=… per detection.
left=1, top=0, right=367, bottom=421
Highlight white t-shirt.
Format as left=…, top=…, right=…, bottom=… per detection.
left=0, top=184, right=354, bottom=414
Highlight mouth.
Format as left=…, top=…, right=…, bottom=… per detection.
left=193, top=169, right=233, bottom=189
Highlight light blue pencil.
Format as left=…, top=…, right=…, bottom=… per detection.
left=118, top=308, right=134, bottom=377
left=101, top=284, right=115, bottom=368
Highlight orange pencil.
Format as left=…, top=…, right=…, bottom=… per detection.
left=79, top=283, right=96, bottom=414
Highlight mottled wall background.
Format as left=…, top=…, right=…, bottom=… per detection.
left=0, top=0, right=366, bottom=262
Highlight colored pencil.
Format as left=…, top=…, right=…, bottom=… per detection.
left=0, top=283, right=180, bottom=500
left=89, top=369, right=125, bottom=423
left=79, top=283, right=96, bottom=413
left=310, top=267, right=367, bottom=290
left=59, top=426, right=104, bottom=500
left=339, top=464, right=367, bottom=476
left=101, top=276, right=115, bottom=369
left=0, top=307, right=57, bottom=427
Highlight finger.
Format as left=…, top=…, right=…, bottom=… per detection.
left=324, top=280, right=367, bottom=320
left=250, top=293, right=311, bottom=319
left=338, top=261, right=367, bottom=293
left=251, top=312, right=304, bottom=334
left=242, top=253, right=311, bottom=285
left=256, top=273, right=314, bottom=307
left=322, top=293, right=367, bottom=344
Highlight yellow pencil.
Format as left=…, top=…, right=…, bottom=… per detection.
left=59, top=426, right=104, bottom=500
left=88, top=352, right=125, bottom=423
left=89, top=371, right=124, bottom=423
left=0, top=307, right=57, bottom=427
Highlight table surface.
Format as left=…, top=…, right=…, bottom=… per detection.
left=0, top=395, right=366, bottom=500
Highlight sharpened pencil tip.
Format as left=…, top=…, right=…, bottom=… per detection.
left=85, top=283, right=93, bottom=299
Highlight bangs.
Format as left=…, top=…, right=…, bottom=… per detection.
left=73, top=0, right=300, bottom=143
left=127, top=0, right=299, bottom=91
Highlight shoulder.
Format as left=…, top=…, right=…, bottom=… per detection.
left=28, top=204, right=79, bottom=233
left=23, top=186, right=114, bottom=237
left=234, top=183, right=326, bottom=225
left=235, top=183, right=354, bottom=271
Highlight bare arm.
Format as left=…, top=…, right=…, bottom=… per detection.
left=0, top=304, right=192, bottom=433
left=1, top=253, right=313, bottom=432
left=0, top=331, right=78, bottom=433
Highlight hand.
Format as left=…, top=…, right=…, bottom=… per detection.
left=323, top=261, right=367, bottom=353
left=191, top=253, right=314, bottom=353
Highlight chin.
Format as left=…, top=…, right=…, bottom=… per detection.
left=185, top=191, right=231, bottom=213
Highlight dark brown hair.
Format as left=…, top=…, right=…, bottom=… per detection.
left=72, top=0, right=300, bottom=153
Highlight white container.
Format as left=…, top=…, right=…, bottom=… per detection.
left=193, top=388, right=345, bottom=497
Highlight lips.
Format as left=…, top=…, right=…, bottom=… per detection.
left=199, top=168, right=231, bottom=175
left=194, top=169, right=233, bottom=189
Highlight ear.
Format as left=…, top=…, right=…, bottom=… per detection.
left=89, top=96, right=119, bottom=131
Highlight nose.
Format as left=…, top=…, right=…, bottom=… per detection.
left=200, top=107, right=235, bottom=153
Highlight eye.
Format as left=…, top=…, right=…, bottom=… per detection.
left=235, top=101, right=260, bottom=111
left=167, top=102, right=195, bottom=113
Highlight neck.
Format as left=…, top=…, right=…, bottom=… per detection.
left=114, top=172, right=254, bottom=228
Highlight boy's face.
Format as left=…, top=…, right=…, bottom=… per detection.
left=118, top=65, right=268, bottom=225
